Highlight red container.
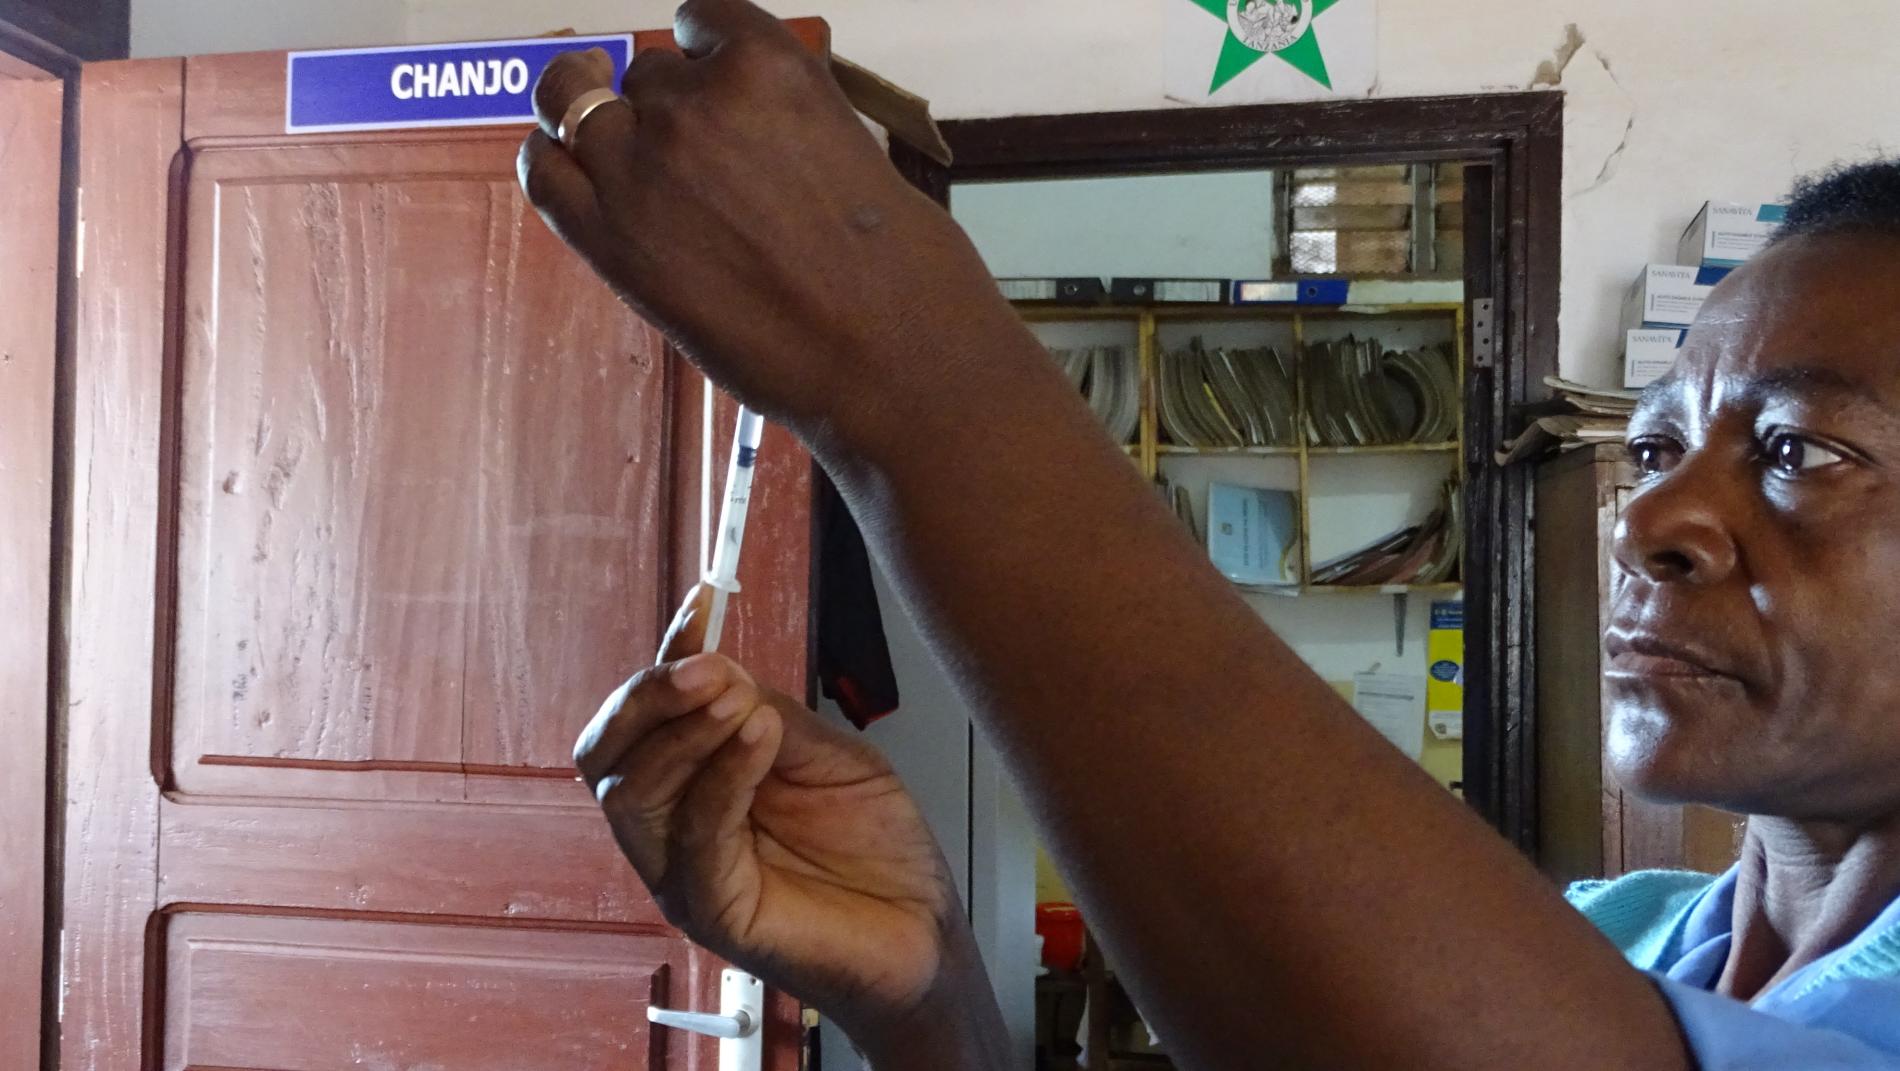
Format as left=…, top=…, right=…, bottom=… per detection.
left=1036, top=902, right=1086, bottom=972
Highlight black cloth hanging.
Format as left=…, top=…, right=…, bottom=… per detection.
left=815, top=473, right=901, bottom=729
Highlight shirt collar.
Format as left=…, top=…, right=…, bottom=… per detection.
left=1658, top=865, right=1900, bottom=1007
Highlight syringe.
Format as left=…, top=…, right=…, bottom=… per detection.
left=699, top=407, right=764, bottom=655
left=658, top=403, right=764, bottom=663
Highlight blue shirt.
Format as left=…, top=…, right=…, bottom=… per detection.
left=1570, top=868, right=1900, bottom=1068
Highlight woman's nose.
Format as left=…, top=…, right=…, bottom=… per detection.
left=1612, top=460, right=1741, bottom=586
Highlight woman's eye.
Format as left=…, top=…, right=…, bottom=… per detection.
left=1767, top=433, right=1850, bottom=475
left=1627, top=439, right=1681, bottom=476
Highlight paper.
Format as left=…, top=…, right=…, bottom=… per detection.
left=1303, top=337, right=1459, bottom=448
left=1352, top=671, right=1425, bottom=760
left=1207, top=483, right=1300, bottom=587
left=1160, top=339, right=1298, bottom=449
left=1308, top=477, right=1461, bottom=588
left=1048, top=345, right=1140, bottom=446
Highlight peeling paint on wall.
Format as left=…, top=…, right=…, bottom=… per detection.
left=1529, top=23, right=1584, bottom=89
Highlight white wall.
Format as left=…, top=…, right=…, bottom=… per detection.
left=133, top=0, right=404, bottom=55
left=954, top=170, right=1277, bottom=281
left=133, top=0, right=1900, bottom=387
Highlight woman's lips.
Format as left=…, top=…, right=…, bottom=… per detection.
left=1604, top=633, right=1743, bottom=684
left=1607, top=651, right=1729, bottom=680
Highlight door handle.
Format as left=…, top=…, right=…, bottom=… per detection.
left=647, top=1006, right=753, bottom=1040
left=647, top=968, right=764, bottom=1071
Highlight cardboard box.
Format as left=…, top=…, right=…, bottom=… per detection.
left=1677, top=201, right=1786, bottom=269
left=829, top=56, right=952, bottom=165
left=1625, top=328, right=1688, bottom=389
left=1620, top=264, right=1725, bottom=332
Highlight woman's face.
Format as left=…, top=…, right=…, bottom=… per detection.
left=1608, top=231, right=1900, bottom=822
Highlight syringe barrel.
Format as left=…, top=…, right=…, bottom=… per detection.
left=706, top=408, right=764, bottom=590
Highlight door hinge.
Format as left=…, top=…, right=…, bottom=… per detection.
left=1470, top=298, right=1496, bottom=369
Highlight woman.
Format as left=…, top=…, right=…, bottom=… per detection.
left=519, top=4, right=1900, bottom=1066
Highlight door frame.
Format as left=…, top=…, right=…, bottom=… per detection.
left=892, top=91, right=1564, bottom=852
left=0, top=13, right=107, bottom=1069
left=0, top=4, right=129, bottom=69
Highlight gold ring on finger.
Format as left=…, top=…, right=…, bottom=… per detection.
left=559, top=88, right=625, bottom=155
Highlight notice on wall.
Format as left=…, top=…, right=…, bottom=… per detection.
left=1165, top=0, right=1377, bottom=105
left=287, top=35, right=635, bottom=134
left=1352, top=671, right=1425, bottom=761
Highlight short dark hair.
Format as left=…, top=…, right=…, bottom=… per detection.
left=1778, top=159, right=1900, bottom=242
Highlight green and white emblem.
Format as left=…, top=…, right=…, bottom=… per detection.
left=1228, top=0, right=1315, bottom=52
left=1183, top=0, right=1352, bottom=95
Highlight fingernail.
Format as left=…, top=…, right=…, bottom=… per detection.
left=706, top=691, right=750, bottom=721
left=671, top=656, right=720, bottom=694
left=740, top=710, right=771, bottom=745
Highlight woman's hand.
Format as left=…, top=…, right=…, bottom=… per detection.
left=517, top=0, right=1016, bottom=445
left=575, top=653, right=988, bottom=1048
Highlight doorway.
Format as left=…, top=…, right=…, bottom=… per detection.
left=876, top=94, right=1562, bottom=1070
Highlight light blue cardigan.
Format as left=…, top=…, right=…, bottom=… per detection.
left=1569, top=869, right=1900, bottom=1066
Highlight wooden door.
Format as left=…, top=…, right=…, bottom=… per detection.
left=1535, top=445, right=1747, bottom=883
left=64, top=36, right=814, bottom=1071
left=0, top=59, right=62, bottom=1071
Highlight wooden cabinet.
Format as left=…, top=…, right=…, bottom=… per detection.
left=1535, top=444, right=1746, bottom=883
left=0, top=0, right=128, bottom=63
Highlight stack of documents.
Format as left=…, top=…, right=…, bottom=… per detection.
left=1050, top=347, right=1092, bottom=390
left=1310, top=478, right=1462, bottom=587
left=1495, top=416, right=1627, bottom=466
left=1494, top=377, right=1636, bottom=465
left=1384, top=345, right=1461, bottom=443
left=1304, top=339, right=1460, bottom=447
left=1159, top=339, right=1298, bottom=449
left=1157, top=476, right=1202, bottom=541
left=1544, top=376, right=1638, bottom=417
left=1049, top=346, right=1141, bottom=446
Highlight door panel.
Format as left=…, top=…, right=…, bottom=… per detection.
left=162, top=913, right=679, bottom=1071
left=69, top=34, right=816, bottom=1070
left=168, top=139, right=669, bottom=804
left=158, top=802, right=666, bottom=922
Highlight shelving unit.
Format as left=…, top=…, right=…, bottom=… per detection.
left=1027, top=300, right=1471, bottom=1070
left=1022, top=301, right=1467, bottom=598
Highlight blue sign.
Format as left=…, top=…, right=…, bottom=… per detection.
left=287, top=35, right=635, bottom=134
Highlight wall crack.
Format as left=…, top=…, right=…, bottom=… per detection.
left=1529, top=24, right=1638, bottom=201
